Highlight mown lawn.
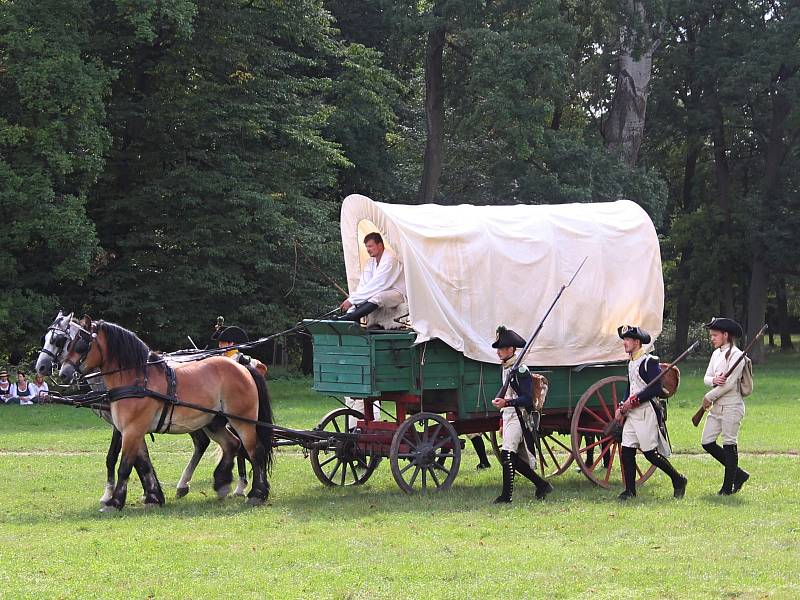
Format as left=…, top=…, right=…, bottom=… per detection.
left=0, top=351, right=797, bottom=599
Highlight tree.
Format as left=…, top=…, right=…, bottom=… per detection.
left=0, top=0, right=110, bottom=355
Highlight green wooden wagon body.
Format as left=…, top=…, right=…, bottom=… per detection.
left=304, top=320, right=646, bottom=493
left=307, top=320, right=626, bottom=418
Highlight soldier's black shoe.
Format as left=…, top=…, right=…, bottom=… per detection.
left=717, top=486, right=733, bottom=496
left=732, top=470, right=750, bottom=493
left=673, top=475, right=688, bottom=499
left=492, top=494, right=512, bottom=504
left=617, top=490, right=636, bottom=501
left=476, top=461, right=491, bottom=470
left=535, top=481, right=553, bottom=500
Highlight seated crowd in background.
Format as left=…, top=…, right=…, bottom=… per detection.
left=0, top=369, right=49, bottom=405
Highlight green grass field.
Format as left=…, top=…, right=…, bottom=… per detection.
left=0, top=351, right=798, bottom=599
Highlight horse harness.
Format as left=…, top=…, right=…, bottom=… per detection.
left=106, top=362, right=179, bottom=434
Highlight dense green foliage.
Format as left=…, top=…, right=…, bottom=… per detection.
left=1, top=0, right=797, bottom=360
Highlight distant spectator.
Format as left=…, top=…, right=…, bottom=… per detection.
left=11, top=371, right=35, bottom=405
left=31, top=374, right=50, bottom=402
left=0, top=369, right=11, bottom=403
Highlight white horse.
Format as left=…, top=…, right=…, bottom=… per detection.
left=35, top=312, right=249, bottom=504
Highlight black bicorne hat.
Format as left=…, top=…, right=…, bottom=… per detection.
left=492, top=325, right=526, bottom=349
left=617, top=325, right=651, bottom=344
left=216, top=326, right=249, bottom=344
left=704, top=317, right=743, bottom=338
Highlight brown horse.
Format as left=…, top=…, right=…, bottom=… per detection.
left=36, top=312, right=251, bottom=503
left=58, top=317, right=273, bottom=510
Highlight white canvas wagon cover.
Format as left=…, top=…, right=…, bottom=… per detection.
left=340, top=194, right=664, bottom=366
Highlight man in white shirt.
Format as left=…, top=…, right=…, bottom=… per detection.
left=338, top=232, right=406, bottom=328
left=701, top=317, right=749, bottom=495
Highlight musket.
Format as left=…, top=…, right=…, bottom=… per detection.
left=691, top=324, right=768, bottom=427
left=495, top=257, right=587, bottom=458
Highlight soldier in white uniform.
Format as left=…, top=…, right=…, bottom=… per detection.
left=616, top=325, right=687, bottom=501
left=338, top=232, right=406, bottom=328
left=701, top=317, right=749, bottom=495
left=490, top=326, right=553, bottom=503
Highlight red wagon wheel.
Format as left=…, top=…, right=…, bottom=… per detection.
left=570, top=376, right=656, bottom=489
left=489, top=430, right=574, bottom=477
left=389, top=412, right=461, bottom=494
left=310, top=408, right=380, bottom=487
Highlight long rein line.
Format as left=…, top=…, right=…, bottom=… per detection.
left=82, top=307, right=340, bottom=381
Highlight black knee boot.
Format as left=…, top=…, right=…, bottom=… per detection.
left=471, top=436, right=491, bottom=469
left=338, top=302, right=379, bottom=322
left=721, top=444, right=749, bottom=495
left=619, top=446, right=638, bottom=500
left=643, top=450, right=687, bottom=498
left=512, top=452, right=553, bottom=500
left=702, top=441, right=726, bottom=466
left=493, top=450, right=515, bottom=503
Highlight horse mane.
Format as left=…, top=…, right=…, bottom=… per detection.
left=97, top=321, right=165, bottom=375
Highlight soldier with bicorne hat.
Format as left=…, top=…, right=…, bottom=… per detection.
left=616, top=325, right=687, bottom=501
left=211, top=321, right=268, bottom=377
left=700, top=317, right=749, bottom=495
left=490, top=325, right=553, bottom=504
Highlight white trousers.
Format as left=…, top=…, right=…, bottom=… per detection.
left=501, top=408, right=536, bottom=467
left=701, top=402, right=745, bottom=445
left=621, top=402, right=671, bottom=456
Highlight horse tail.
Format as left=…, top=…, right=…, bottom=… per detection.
left=245, top=365, right=274, bottom=473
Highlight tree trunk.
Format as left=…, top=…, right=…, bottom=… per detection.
left=418, top=24, right=446, bottom=204
left=746, top=257, right=769, bottom=363
left=674, top=140, right=701, bottom=354
left=708, top=92, right=735, bottom=316
left=602, top=0, right=657, bottom=168
left=776, top=277, right=795, bottom=351
left=746, top=65, right=794, bottom=363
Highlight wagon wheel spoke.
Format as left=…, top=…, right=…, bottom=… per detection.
left=611, top=382, right=619, bottom=412
left=595, top=389, right=613, bottom=420
left=577, top=437, right=606, bottom=454
left=429, top=423, right=443, bottom=444
left=428, top=466, right=441, bottom=488
left=541, top=436, right=566, bottom=475
left=432, top=461, right=451, bottom=477
left=318, top=454, right=338, bottom=469
left=400, top=461, right=416, bottom=475
left=328, top=459, right=343, bottom=481
left=583, top=406, right=608, bottom=425
left=408, top=465, right=421, bottom=487
left=421, top=466, right=427, bottom=490
left=576, top=426, right=605, bottom=435
left=331, top=418, right=341, bottom=433
left=602, top=444, right=617, bottom=484
left=340, top=460, right=347, bottom=486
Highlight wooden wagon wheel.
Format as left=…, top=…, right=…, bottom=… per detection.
left=310, top=408, right=380, bottom=487
left=389, top=412, right=461, bottom=494
left=570, top=376, right=656, bottom=489
left=489, top=429, right=574, bottom=477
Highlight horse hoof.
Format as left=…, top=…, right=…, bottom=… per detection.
left=233, top=483, right=247, bottom=497
left=176, top=486, right=190, bottom=499
left=246, top=496, right=265, bottom=507
left=98, top=504, right=119, bottom=513
left=216, top=484, right=231, bottom=500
